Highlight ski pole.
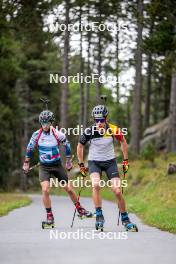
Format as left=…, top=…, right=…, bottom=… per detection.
left=40, top=98, right=50, bottom=110
left=117, top=172, right=126, bottom=226
left=70, top=173, right=86, bottom=228
left=70, top=184, right=83, bottom=228
left=29, top=162, right=40, bottom=171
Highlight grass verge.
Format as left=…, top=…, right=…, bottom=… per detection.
left=125, top=153, right=176, bottom=233
left=0, top=193, right=32, bottom=216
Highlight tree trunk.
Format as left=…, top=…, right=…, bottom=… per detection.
left=163, top=75, right=171, bottom=118
left=79, top=6, right=84, bottom=128
left=96, top=11, right=102, bottom=104
left=116, top=22, right=120, bottom=124
left=144, top=20, right=153, bottom=128
left=20, top=119, right=28, bottom=191
left=144, top=52, right=152, bottom=128
left=130, top=0, right=143, bottom=155
left=83, top=4, right=91, bottom=128
left=20, top=82, right=30, bottom=191
left=60, top=0, right=70, bottom=128
left=153, top=83, right=160, bottom=124
left=96, top=35, right=102, bottom=103
left=167, top=68, right=176, bottom=152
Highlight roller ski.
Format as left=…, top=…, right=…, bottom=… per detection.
left=76, top=204, right=94, bottom=219
left=121, top=212, right=138, bottom=232
left=95, top=213, right=105, bottom=232
left=42, top=212, right=55, bottom=229
left=123, top=220, right=138, bottom=232
left=71, top=202, right=93, bottom=228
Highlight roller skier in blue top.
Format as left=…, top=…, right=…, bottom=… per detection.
left=23, top=109, right=93, bottom=228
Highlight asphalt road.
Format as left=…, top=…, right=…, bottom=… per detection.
left=0, top=195, right=175, bottom=264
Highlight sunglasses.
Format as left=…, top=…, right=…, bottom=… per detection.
left=94, top=118, right=105, bottom=123
left=41, top=121, right=51, bottom=126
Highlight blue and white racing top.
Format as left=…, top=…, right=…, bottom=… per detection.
left=25, top=127, right=71, bottom=164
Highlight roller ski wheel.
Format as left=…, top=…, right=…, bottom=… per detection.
left=123, top=221, right=138, bottom=232
left=95, top=215, right=105, bottom=232
left=42, top=221, right=55, bottom=229
left=42, top=212, right=55, bottom=229
left=95, top=223, right=104, bottom=232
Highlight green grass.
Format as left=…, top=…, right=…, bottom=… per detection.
left=124, top=154, right=176, bottom=233
left=0, top=193, right=32, bottom=216
left=51, top=153, right=176, bottom=233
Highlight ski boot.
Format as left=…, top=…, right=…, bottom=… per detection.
left=95, top=213, right=105, bottom=232
left=121, top=212, right=138, bottom=232
left=122, top=220, right=138, bottom=232
left=42, top=212, right=55, bottom=229
left=76, top=203, right=93, bottom=219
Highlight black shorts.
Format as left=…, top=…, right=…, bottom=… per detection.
left=88, top=158, right=119, bottom=180
left=39, top=160, right=68, bottom=184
